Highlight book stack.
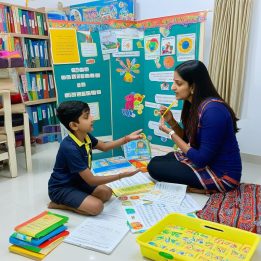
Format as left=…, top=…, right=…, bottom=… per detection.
left=36, top=124, right=62, bottom=144
left=9, top=211, right=69, bottom=260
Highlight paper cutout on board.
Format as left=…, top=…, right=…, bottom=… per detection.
left=159, top=27, right=170, bottom=37
left=121, top=39, right=133, bottom=51
left=115, top=28, right=144, bottom=40
left=163, top=56, right=175, bottom=69
left=136, top=41, right=143, bottom=49
left=145, top=101, right=161, bottom=109
left=86, top=59, right=96, bottom=64
left=154, top=109, right=160, bottom=116
left=155, top=94, right=177, bottom=105
left=161, top=37, right=175, bottom=55
left=122, top=92, right=145, bottom=118
left=89, top=102, right=100, bottom=120
left=49, top=28, right=80, bottom=64
left=160, top=82, right=170, bottom=90
left=99, top=30, right=118, bottom=54
left=144, top=35, right=161, bottom=60
left=116, top=58, right=140, bottom=83
left=177, top=33, right=196, bottom=61
left=149, top=71, right=173, bottom=82
left=81, top=43, right=98, bottom=57
left=113, top=51, right=140, bottom=58
left=154, top=57, right=161, bottom=69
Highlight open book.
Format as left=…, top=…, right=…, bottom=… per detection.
left=92, top=156, right=154, bottom=196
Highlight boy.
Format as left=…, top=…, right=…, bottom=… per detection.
left=48, top=101, right=142, bottom=216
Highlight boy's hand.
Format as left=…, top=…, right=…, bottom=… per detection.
left=120, top=169, right=139, bottom=178
left=125, top=129, right=143, bottom=142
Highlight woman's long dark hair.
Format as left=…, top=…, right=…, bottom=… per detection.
left=175, top=60, right=239, bottom=147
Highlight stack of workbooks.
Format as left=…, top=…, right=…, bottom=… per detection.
left=8, top=211, right=69, bottom=260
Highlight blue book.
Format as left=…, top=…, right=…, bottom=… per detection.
left=10, top=225, right=67, bottom=246
left=122, top=139, right=151, bottom=161
left=92, top=156, right=133, bottom=174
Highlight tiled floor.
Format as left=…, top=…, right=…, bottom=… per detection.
left=0, top=142, right=261, bottom=260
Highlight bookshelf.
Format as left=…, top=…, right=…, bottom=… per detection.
left=0, top=2, right=59, bottom=143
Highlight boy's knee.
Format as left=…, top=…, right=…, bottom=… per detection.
left=88, top=200, right=104, bottom=216
left=96, top=186, right=112, bottom=202
left=103, top=187, right=112, bottom=201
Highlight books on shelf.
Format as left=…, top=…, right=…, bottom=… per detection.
left=26, top=103, right=58, bottom=137
left=0, top=4, right=48, bottom=35
left=9, top=211, right=69, bottom=260
left=19, top=71, right=56, bottom=102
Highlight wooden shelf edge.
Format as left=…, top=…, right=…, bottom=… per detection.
left=24, top=98, right=57, bottom=106
left=0, top=32, right=49, bottom=39
left=18, top=67, right=53, bottom=74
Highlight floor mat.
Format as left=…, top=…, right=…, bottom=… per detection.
left=197, top=183, right=261, bottom=233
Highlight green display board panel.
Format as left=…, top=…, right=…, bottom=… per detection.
left=143, top=23, right=202, bottom=147
left=110, top=35, right=145, bottom=156
left=52, top=30, right=113, bottom=158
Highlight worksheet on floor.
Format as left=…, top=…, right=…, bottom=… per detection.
left=64, top=199, right=129, bottom=254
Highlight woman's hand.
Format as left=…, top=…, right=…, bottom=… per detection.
left=125, top=129, right=143, bottom=142
left=160, top=105, right=174, bottom=123
left=159, top=117, right=172, bottom=134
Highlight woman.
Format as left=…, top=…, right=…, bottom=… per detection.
left=147, top=60, right=242, bottom=193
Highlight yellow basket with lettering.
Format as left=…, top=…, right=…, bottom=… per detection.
left=136, top=213, right=260, bottom=260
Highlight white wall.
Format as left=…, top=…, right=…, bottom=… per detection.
left=4, top=0, right=260, bottom=156
left=237, top=0, right=261, bottom=156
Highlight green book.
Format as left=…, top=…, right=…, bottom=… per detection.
left=14, top=211, right=69, bottom=238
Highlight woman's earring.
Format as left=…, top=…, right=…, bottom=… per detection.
left=191, top=90, right=194, bottom=95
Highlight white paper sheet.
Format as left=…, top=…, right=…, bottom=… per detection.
left=64, top=199, right=129, bottom=254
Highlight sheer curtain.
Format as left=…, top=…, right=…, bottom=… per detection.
left=208, top=0, right=253, bottom=116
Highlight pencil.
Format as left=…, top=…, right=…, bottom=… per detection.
left=161, top=100, right=176, bottom=118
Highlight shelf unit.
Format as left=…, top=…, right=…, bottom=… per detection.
left=0, top=2, right=58, bottom=141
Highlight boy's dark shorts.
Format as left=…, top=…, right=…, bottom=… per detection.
left=49, top=182, right=97, bottom=209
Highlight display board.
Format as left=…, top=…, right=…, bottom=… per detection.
left=49, top=11, right=207, bottom=156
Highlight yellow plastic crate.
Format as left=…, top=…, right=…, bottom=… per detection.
left=136, top=213, right=260, bottom=260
